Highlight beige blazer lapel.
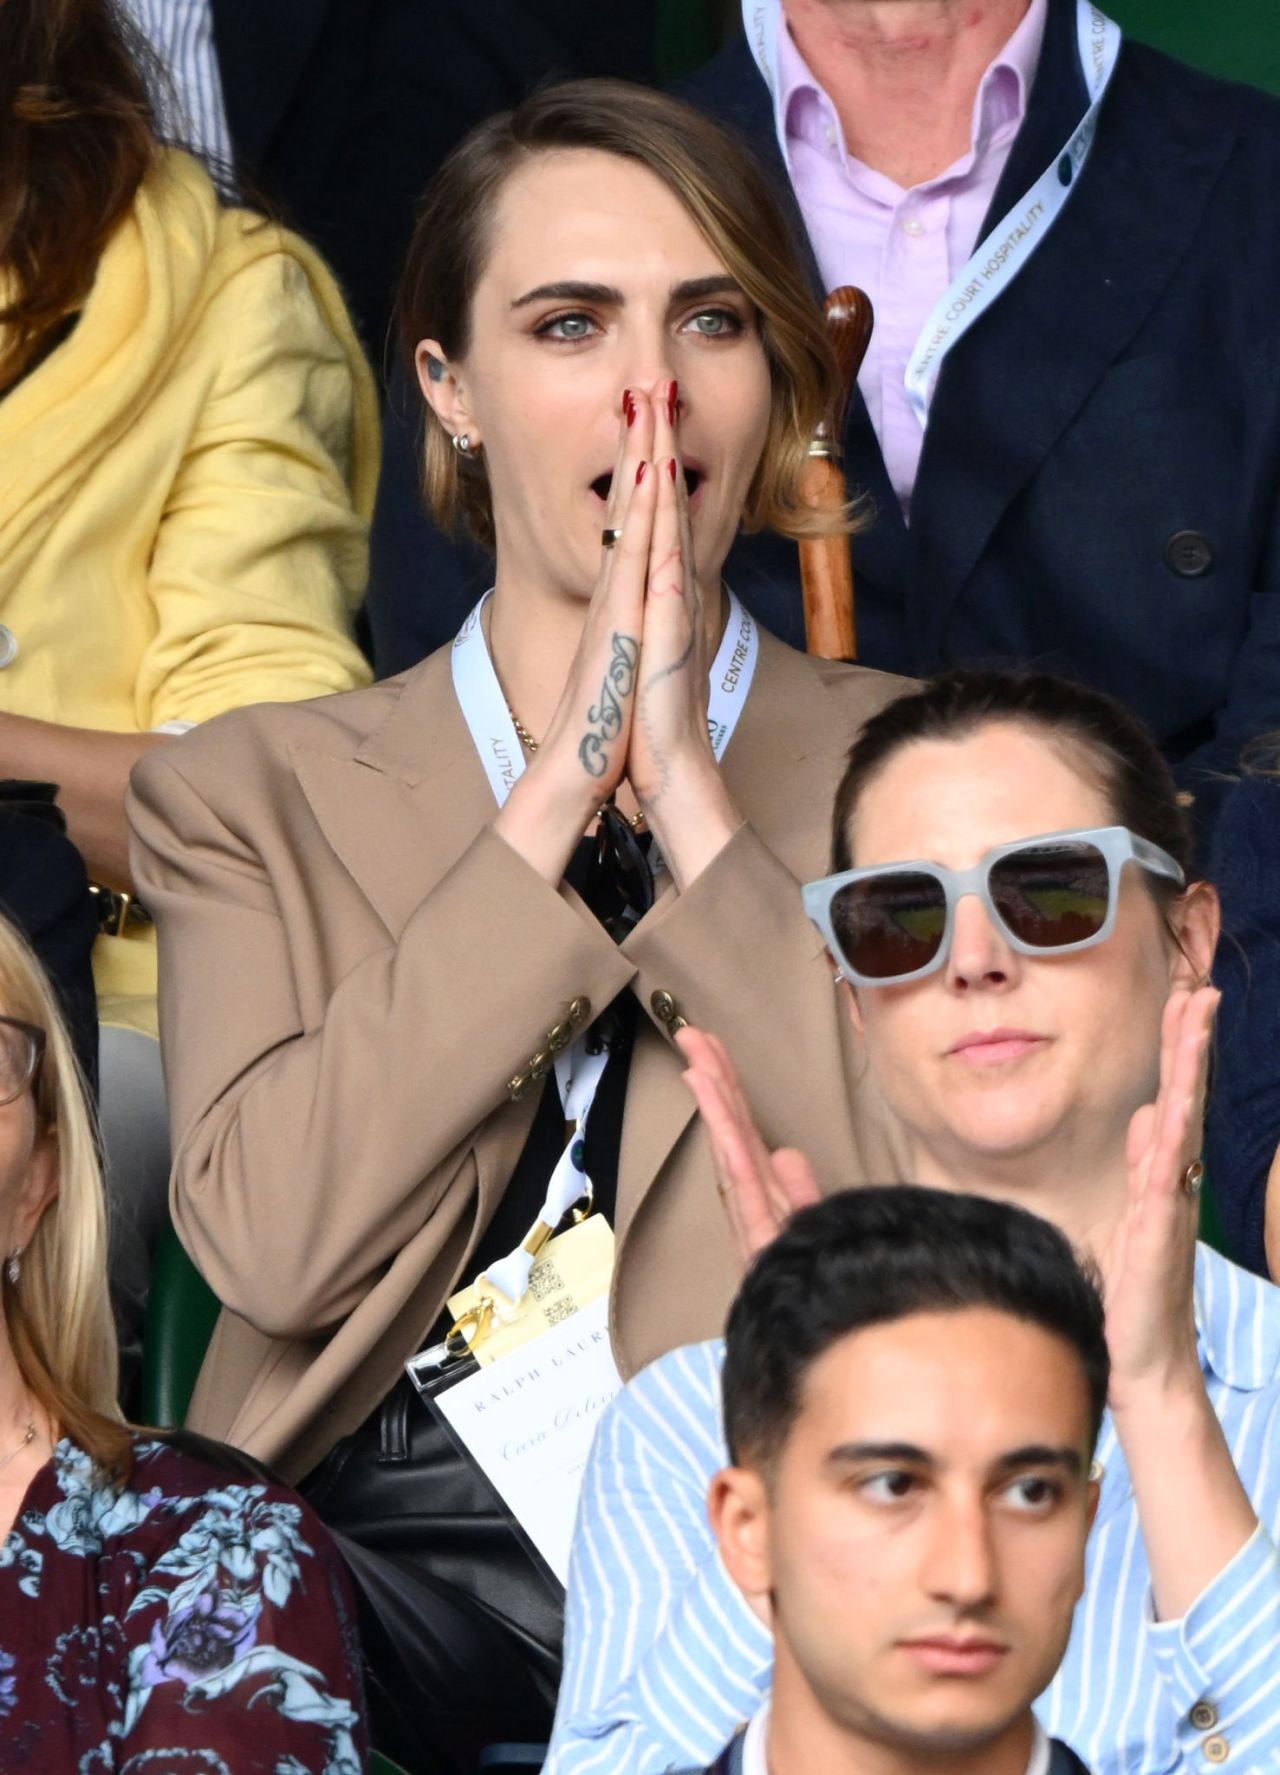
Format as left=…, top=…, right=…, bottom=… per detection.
left=288, top=648, right=543, bottom=1254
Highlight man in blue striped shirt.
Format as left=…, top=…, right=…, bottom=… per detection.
left=551, top=1225, right=1280, bottom=1774
left=673, top=1187, right=1097, bottom=1775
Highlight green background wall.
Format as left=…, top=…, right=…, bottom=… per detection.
left=658, top=0, right=1280, bottom=95
left=1106, top=0, right=1280, bottom=94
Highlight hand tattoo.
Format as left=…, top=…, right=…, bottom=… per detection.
left=579, top=632, right=639, bottom=778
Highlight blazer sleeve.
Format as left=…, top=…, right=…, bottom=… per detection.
left=134, top=240, right=377, bottom=731
left=623, top=819, right=899, bottom=1186
left=126, top=747, right=635, bottom=1339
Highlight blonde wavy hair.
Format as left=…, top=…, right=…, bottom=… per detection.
left=0, top=916, right=130, bottom=1481
left=396, top=78, right=858, bottom=552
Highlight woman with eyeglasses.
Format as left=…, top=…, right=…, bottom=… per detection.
left=0, top=913, right=367, bottom=1770
left=126, top=82, right=910, bottom=1771
left=550, top=670, right=1280, bottom=1775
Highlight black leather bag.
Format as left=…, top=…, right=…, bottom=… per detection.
left=301, top=1373, right=562, bottom=1775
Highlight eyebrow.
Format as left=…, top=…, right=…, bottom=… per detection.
left=826, top=1442, right=1085, bottom=1477
left=510, top=274, right=746, bottom=310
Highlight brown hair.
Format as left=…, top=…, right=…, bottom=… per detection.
left=396, top=79, right=852, bottom=552
left=831, top=669, right=1194, bottom=898
left=0, top=0, right=158, bottom=392
left=0, top=916, right=132, bottom=1485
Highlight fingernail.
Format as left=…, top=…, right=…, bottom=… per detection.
left=623, top=389, right=637, bottom=427
left=666, top=380, right=679, bottom=425
left=667, top=457, right=678, bottom=482
left=636, top=460, right=648, bottom=484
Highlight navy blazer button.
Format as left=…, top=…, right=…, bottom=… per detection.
left=1165, top=530, right=1213, bottom=577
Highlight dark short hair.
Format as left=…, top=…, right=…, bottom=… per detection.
left=830, top=669, right=1193, bottom=888
left=722, top=1186, right=1109, bottom=1470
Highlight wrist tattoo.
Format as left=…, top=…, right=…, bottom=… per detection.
left=579, top=632, right=639, bottom=778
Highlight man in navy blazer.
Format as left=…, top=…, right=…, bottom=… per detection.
left=365, top=0, right=1280, bottom=845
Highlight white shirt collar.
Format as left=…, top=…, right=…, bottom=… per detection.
left=741, top=1704, right=1052, bottom=1775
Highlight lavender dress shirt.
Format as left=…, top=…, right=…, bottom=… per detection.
left=775, top=0, right=1047, bottom=516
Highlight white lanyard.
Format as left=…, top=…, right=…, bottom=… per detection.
left=743, top=0, right=1122, bottom=423
left=450, top=588, right=759, bottom=1308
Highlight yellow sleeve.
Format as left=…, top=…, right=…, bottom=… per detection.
left=136, top=235, right=378, bottom=729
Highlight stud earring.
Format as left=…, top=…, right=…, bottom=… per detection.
left=5, top=1250, right=20, bottom=1286
left=451, top=432, right=472, bottom=455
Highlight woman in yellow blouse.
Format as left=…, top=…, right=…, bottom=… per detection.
left=0, top=0, right=376, bottom=1357
left=0, top=0, right=376, bottom=1040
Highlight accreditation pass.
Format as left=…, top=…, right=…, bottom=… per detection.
left=429, top=1218, right=621, bottom=1584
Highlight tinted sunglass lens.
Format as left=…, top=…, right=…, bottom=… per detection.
left=831, top=872, right=948, bottom=979
left=990, top=843, right=1110, bottom=949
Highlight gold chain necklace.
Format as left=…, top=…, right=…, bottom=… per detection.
left=506, top=706, right=646, bottom=830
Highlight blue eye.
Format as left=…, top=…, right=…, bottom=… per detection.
left=538, top=312, right=596, bottom=341
left=685, top=309, right=741, bottom=337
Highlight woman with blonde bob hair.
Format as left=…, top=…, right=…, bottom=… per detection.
left=0, top=913, right=368, bottom=1771
left=129, top=79, right=910, bottom=1769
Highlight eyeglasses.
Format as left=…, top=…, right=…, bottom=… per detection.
left=803, top=826, right=1185, bottom=988
left=0, top=1017, right=45, bottom=1107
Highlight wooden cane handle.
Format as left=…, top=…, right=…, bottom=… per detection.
left=823, top=286, right=874, bottom=431
left=800, top=287, right=874, bottom=660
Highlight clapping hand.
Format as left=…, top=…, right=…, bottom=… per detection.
left=1102, top=984, right=1219, bottom=1408
left=676, top=1026, right=821, bottom=1266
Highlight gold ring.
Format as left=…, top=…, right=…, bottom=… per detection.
left=601, top=528, right=623, bottom=550
left=1182, top=1160, right=1204, bottom=1198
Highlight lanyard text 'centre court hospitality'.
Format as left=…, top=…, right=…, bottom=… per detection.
left=744, top=0, right=1122, bottom=424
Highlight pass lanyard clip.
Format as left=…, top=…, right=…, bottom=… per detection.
left=743, top=0, right=1123, bottom=423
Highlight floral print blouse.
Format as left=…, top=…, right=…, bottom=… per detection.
left=0, top=1431, right=368, bottom=1773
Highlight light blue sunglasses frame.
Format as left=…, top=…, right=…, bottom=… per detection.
left=802, top=824, right=1185, bottom=989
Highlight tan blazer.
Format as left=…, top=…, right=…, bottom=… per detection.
left=127, top=629, right=911, bottom=1483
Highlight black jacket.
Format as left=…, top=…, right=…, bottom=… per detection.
left=211, top=0, right=658, bottom=360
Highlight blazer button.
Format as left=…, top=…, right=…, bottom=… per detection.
left=1203, top=1736, right=1230, bottom=1764
left=1191, top=1703, right=1219, bottom=1731
left=650, top=990, right=677, bottom=1023
left=1165, top=530, right=1214, bottom=577
left=567, top=996, right=591, bottom=1026
left=0, top=625, right=18, bottom=668
left=650, top=989, right=689, bottom=1034
left=547, top=1020, right=573, bottom=1053
left=528, top=1049, right=552, bottom=1080
left=508, top=1072, right=530, bottom=1101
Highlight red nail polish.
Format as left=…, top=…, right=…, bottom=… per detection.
left=623, top=390, right=637, bottom=427
left=666, top=381, right=679, bottom=425
left=636, top=461, right=648, bottom=484
left=667, top=457, right=678, bottom=482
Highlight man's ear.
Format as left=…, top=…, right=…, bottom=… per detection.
left=413, top=339, right=481, bottom=449
left=708, top=1466, right=773, bottom=1626
left=1168, top=880, right=1219, bottom=989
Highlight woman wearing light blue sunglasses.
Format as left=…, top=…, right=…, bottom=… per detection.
left=551, top=669, right=1280, bottom=1775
